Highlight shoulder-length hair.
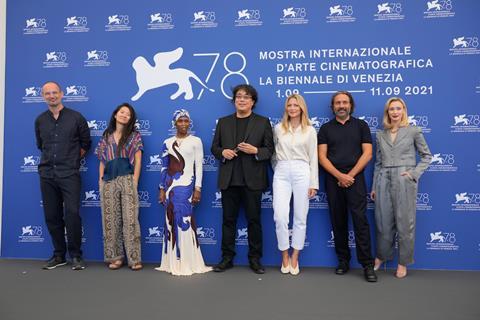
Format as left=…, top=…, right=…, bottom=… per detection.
left=382, top=97, right=409, bottom=129
left=103, top=103, right=138, bottom=154
left=280, top=94, right=311, bottom=133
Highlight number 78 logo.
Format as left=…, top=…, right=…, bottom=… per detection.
left=131, top=47, right=249, bottom=101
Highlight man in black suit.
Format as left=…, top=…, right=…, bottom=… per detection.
left=211, top=84, right=274, bottom=274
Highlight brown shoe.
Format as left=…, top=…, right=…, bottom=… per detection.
left=130, top=263, right=143, bottom=271
left=108, top=260, right=123, bottom=270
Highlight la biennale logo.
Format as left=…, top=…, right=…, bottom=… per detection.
left=24, top=18, right=48, bottom=34
left=407, top=115, right=431, bottom=133
left=105, top=14, right=131, bottom=31
left=20, top=155, right=40, bottom=173
left=327, top=4, right=355, bottom=23
left=236, top=227, right=248, bottom=245
left=23, top=156, right=39, bottom=166
left=64, top=85, right=88, bottom=102
left=43, top=51, right=68, bottom=68
left=374, top=2, right=404, bottom=21
left=424, top=0, right=455, bottom=18
left=427, top=0, right=442, bottom=11
left=211, top=191, right=222, bottom=208
left=452, top=192, right=480, bottom=211
left=234, top=9, right=262, bottom=27
left=18, top=225, right=44, bottom=243
left=196, top=226, right=217, bottom=245
left=449, top=36, right=480, bottom=55
left=131, top=47, right=215, bottom=101
left=426, top=231, right=459, bottom=251
left=64, top=16, right=89, bottom=33
left=84, top=50, right=110, bottom=67
left=191, top=10, right=217, bottom=28
left=427, top=152, right=457, bottom=172
left=237, top=10, right=252, bottom=20
left=377, top=3, right=392, bottom=13
left=22, top=86, right=43, bottom=103
left=146, top=154, right=162, bottom=172
left=25, top=87, right=40, bottom=97
left=145, top=226, right=164, bottom=244
left=148, top=12, right=174, bottom=30
left=261, top=191, right=273, bottom=208
left=82, top=189, right=100, bottom=207
left=450, top=113, right=480, bottom=133
left=149, top=155, right=162, bottom=165
left=280, top=7, right=308, bottom=25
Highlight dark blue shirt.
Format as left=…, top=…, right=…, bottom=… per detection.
left=35, top=107, right=91, bottom=178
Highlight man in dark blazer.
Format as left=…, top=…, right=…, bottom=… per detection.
left=211, top=84, right=274, bottom=274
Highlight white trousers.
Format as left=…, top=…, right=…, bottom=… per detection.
left=273, top=160, right=310, bottom=251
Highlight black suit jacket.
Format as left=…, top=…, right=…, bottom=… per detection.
left=211, top=112, right=274, bottom=190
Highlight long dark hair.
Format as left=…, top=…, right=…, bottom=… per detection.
left=103, top=103, right=137, bottom=155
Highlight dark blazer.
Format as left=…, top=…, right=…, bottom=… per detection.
left=211, top=112, right=274, bottom=190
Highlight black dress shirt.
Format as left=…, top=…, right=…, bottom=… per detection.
left=317, top=116, right=372, bottom=172
left=35, top=107, right=91, bottom=178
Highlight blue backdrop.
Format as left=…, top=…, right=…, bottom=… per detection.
left=2, top=0, right=480, bottom=270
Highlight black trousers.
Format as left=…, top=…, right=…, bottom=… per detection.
left=325, top=172, right=373, bottom=267
left=221, top=186, right=263, bottom=261
left=40, top=174, right=83, bottom=258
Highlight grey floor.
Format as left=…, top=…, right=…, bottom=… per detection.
left=0, top=259, right=479, bottom=320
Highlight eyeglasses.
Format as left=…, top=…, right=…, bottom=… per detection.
left=235, top=94, right=252, bottom=100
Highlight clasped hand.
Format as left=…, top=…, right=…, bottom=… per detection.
left=337, top=173, right=355, bottom=188
left=222, top=142, right=258, bottom=160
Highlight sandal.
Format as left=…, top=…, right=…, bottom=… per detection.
left=130, top=263, right=143, bottom=271
left=108, top=260, right=123, bottom=270
left=395, top=265, right=407, bottom=279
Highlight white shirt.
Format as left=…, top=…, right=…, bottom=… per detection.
left=273, top=123, right=319, bottom=189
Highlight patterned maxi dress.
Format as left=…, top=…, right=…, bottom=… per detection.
left=156, top=135, right=211, bottom=275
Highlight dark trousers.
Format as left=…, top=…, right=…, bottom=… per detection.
left=221, top=186, right=263, bottom=261
left=325, top=172, right=373, bottom=267
left=40, top=174, right=83, bottom=258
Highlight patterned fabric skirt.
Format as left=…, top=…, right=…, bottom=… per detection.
left=156, top=214, right=211, bottom=276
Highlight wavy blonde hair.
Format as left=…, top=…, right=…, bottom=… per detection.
left=280, top=94, right=311, bottom=133
left=383, top=97, right=409, bottom=129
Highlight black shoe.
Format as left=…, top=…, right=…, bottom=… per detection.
left=335, top=262, right=349, bottom=275
left=71, top=257, right=86, bottom=270
left=42, top=256, right=67, bottom=270
left=249, top=259, right=265, bottom=274
left=213, top=259, right=233, bottom=272
left=364, top=265, right=378, bottom=282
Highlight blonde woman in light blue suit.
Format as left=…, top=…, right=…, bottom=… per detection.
left=370, top=97, right=431, bottom=278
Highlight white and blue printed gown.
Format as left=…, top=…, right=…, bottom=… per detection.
left=155, top=135, right=212, bottom=276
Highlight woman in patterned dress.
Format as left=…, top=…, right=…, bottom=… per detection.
left=155, top=109, right=211, bottom=276
left=96, top=103, right=143, bottom=270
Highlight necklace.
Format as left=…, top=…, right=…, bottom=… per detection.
left=390, top=128, right=400, bottom=134
left=175, top=135, right=188, bottom=146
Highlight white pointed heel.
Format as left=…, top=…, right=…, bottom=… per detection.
left=281, top=260, right=290, bottom=274
left=290, top=261, right=300, bottom=276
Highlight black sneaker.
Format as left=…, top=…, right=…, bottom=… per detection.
left=364, top=265, right=378, bottom=282
left=71, top=257, right=86, bottom=270
left=42, top=256, right=67, bottom=270
left=249, top=259, right=265, bottom=274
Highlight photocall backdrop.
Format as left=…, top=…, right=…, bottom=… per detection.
left=2, top=0, right=479, bottom=270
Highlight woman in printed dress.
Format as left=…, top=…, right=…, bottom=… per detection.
left=155, top=109, right=211, bottom=276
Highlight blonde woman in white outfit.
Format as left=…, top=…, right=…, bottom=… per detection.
left=272, top=94, right=319, bottom=275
